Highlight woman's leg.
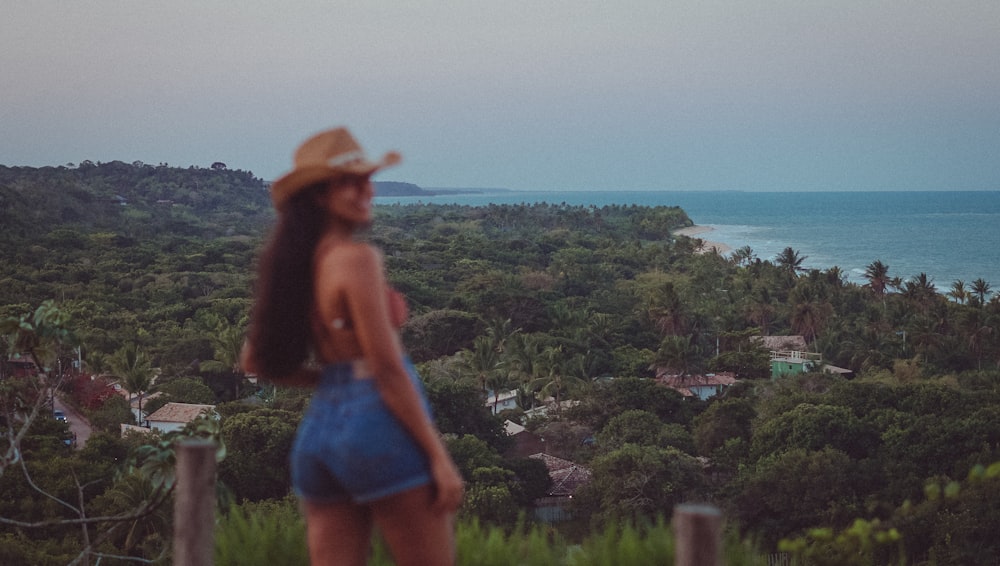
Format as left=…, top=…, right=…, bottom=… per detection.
left=370, top=485, right=456, bottom=566
left=302, top=500, right=373, bottom=566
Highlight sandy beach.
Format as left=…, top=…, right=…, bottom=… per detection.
left=673, top=225, right=733, bottom=255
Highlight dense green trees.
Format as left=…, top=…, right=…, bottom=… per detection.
left=3, top=163, right=1000, bottom=561
left=217, top=407, right=300, bottom=502
left=576, top=443, right=706, bottom=524
left=109, top=343, right=154, bottom=422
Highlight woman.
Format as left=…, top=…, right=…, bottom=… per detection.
left=241, top=127, right=463, bottom=566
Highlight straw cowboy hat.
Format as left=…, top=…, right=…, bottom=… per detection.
left=270, top=127, right=401, bottom=210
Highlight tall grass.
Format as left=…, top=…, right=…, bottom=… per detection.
left=213, top=503, right=769, bottom=565
left=455, top=518, right=565, bottom=565
left=564, top=519, right=673, bottom=566
left=214, top=498, right=309, bottom=566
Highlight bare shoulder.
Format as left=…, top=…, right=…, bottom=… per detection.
left=318, top=241, right=384, bottom=278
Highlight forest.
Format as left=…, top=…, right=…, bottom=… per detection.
left=2, top=162, right=999, bottom=565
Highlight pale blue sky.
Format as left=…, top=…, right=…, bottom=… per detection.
left=3, top=1, right=998, bottom=190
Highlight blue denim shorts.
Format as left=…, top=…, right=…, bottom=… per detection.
left=290, top=358, right=432, bottom=504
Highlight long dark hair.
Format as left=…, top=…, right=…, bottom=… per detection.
left=246, top=183, right=329, bottom=380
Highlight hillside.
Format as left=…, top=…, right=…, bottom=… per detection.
left=0, top=162, right=451, bottom=240
left=0, top=161, right=694, bottom=369
left=0, top=162, right=273, bottom=242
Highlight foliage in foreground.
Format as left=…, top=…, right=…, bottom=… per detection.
left=779, top=461, right=1000, bottom=566
left=214, top=461, right=1000, bottom=566
left=215, top=501, right=770, bottom=566
left=215, top=499, right=309, bottom=566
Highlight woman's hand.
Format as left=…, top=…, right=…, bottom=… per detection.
left=429, top=454, right=464, bottom=514
left=239, top=340, right=257, bottom=374
left=386, top=287, right=409, bottom=328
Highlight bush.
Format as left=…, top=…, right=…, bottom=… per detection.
left=215, top=499, right=308, bottom=566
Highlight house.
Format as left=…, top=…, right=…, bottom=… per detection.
left=122, top=391, right=162, bottom=427
left=755, top=335, right=853, bottom=378
left=503, top=420, right=546, bottom=458
left=485, top=389, right=519, bottom=415
left=523, top=399, right=580, bottom=419
left=528, top=453, right=592, bottom=522
left=145, top=402, right=217, bottom=434
left=5, top=353, right=42, bottom=378
left=769, top=350, right=853, bottom=378
left=656, top=372, right=738, bottom=400
left=769, top=350, right=823, bottom=378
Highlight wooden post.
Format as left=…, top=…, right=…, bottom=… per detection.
left=673, top=503, right=723, bottom=566
left=173, top=439, right=217, bottom=566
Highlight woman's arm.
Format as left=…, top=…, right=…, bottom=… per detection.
left=327, top=244, right=463, bottom=512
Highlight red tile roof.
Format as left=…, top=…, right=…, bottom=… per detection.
left=529, top=453, right=592, bottom=497
left=655, top=372, right=737, bottom=397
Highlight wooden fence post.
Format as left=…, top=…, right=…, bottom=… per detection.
left=673, top=503, right=723, bottom=566
left=173, top=439, right=217, bottom=566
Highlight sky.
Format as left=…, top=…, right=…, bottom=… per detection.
left=2, top=1, right=999, bottom=191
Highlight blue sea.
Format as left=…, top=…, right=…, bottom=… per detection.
left=376, top=190, right=1000, bottom=288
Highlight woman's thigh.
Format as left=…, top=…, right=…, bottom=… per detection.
left=302, top=500, right=373, bottom=566
left=370, top=485, right=456, bottom=566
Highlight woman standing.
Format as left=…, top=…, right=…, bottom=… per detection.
left=241, top=127, right=462, bottom=565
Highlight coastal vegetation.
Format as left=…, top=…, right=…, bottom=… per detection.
left=2, top=162, right=999, bottom=564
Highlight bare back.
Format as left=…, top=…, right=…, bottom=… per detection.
left=311, top=240, right=407, bottom=365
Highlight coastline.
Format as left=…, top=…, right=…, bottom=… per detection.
left=673, top=225, right=733, bottom=255
left=375, top=191, right=1000, bottom=287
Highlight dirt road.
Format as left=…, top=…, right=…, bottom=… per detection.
left=53, top=395, right=93, bottom=449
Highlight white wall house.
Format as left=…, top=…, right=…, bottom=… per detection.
left=485, top=389, right=519, bottom=415
left=145, top=402, right=217, bottom=434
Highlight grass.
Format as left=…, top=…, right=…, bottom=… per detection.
left=213, top=501, right=773, bottom=565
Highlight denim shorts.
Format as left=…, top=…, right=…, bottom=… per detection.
left=290, top=358, right=433, bottom=504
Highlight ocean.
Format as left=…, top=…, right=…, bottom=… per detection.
left=375, top=190, right=1000, bottom=289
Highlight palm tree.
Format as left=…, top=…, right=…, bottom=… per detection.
left=100, top=474, right=172, bottom=557
left=864, top=260, right=891, bottom=302
left=905, top=314, right=946, bottom=364
left=971, top=278, right=993, bottom=307
left=419, top=356, right=467, bottom=383
left=745, top=287, right=776, bottom=335
left=484, top=367, right=516, bottom=414
left=484, top=318, right=519, bottom=354
left=505, top=332, right=556, bottom=411
left=902, top=273, right=938, bottom=312
left=528, top=346, right=585, bottom=416
left=506, top=332, right=544, bottom=384
left=775, top=247, right=807, bottom=274
left=846, top=325, right=894, bottom=373
left=790, top=298, right=834, bottom=347
left=730, top=246, right=757, bottom=267
left=201, top=320, right=246, bottom=400
left=109, top=343, right=154, bottom=426
left=958, top=307, right=994, bottom=370
left=653, top=334, right=702, bottom=376
left=464, top=335, right=502, bottom=394
left=948, top=280, right=969, bottom=304
left=889, top=276, right=903, bottom=293
left=825, top=266, right=847, bottom=287
left=648, top=281, right=687, bottom=336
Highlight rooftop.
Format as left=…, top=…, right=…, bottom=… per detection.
left=529, top=453, right=592, bottom=497
left=145, top=402, right=216, bottom=423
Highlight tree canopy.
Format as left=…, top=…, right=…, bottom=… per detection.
left=2, top=162, right=1000, bottom=562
